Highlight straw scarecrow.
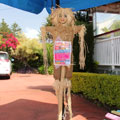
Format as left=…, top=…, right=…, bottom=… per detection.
left=41, top=7, right=86, bottom=120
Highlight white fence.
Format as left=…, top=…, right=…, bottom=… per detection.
left=94, top=36, right=120, bottom=69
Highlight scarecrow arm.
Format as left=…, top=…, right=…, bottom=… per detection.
left=45, top=26, right=55, bottom=33
left=41, top=27, right=48, bottom=74
left=74, top=25, right=86, bottom=69
left=74, top=25, right=86, bottom=34
left=41, top=26, right=56, bottom=42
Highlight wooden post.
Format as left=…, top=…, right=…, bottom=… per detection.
left=58, top=66, right=65, bottom=120
left=41, top=29, right=48, bottom=74
left=111, top=33, right=115, bottom=70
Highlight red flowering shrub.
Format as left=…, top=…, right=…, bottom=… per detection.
left=0, top=33, right=19, bottom=51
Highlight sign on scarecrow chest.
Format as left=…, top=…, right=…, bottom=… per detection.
left=54, top=38, right=72, bottom=66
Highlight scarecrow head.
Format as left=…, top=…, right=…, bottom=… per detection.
left=51, top=8, right=75, bottom=26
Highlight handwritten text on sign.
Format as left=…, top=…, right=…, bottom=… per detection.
left=54, top=41, right=71, bottom=66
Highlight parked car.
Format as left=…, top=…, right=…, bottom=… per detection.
left=0, top=51, right=12, bottom=79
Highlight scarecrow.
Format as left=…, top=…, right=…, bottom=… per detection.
left=41, top=7, right=86, bottom=120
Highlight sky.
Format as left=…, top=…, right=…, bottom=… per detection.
left=0, top=3, right=49, bottom=39
left=0, top=3, right=120, bottom=38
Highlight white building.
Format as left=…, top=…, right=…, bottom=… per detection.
left=93, top=13, right=120, bottom=74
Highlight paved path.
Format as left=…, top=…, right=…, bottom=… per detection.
left=0, top=73, right=107, bottom=120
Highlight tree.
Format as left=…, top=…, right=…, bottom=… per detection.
left=12, top=33, right=43, bottom=72
left=73, top=11, right=95, bottom=72
left=45, top=16, right=52, bottom=26
left=0, top=19, right=11, bottom=33
left=109, top=20, right=120, bottom=30
left=102, top=20, right=120, bottom=36
left=11, top=23, right=21, bottom=37
left=102, top=27, right=109, bottom=33
left=75, top=11, right=89, bottom=23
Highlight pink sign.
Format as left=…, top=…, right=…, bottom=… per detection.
left=54, top=41, right=71, bottom=66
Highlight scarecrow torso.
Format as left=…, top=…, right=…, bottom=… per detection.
left=51, top=26, right=74, bottom=80
left=52, top=26, right=74, bottom=43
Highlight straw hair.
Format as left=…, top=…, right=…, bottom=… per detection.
left=51, top=8, right=75, bottom=26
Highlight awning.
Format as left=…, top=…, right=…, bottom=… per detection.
left=0, top=0, right=120, bottom=14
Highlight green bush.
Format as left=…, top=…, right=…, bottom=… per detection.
left=12, top=58, right=24, bottom=72
left=38, top=65, right=45, bottom=74
left=38, top=65, right=53, bottom=75
left=47, top=43, right=53, bottom=66
left=71, top=72, right=120, bottom=108
left=48, top=66, right=53, bottom=75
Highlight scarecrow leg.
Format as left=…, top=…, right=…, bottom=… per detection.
left=41, top=27, right=48, bottom=74
left=62, top=79, right=68, bottom=120
left=57, top=80, right=64, bottom=120
left=53, top=80, right=63, bottom=120
left=66, top=79, right=72, bottom=120
left=58, top=66, right=66, bottom=120
left=53, top=80, right=60, bottom=100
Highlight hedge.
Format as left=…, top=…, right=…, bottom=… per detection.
left=71, top=72, right=120, bottom=108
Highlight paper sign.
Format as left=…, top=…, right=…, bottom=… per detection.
left=54, top=40, right=71, bottom=66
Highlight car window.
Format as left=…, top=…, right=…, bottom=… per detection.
left=0, top=53, right=8, bottom=60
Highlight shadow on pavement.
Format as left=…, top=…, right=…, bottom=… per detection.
left=0, top=99, right=58, bottom=120
left=72, top=95, right=107, bottom=120
left=28, top=85, right=107, bottom=120
left=28, top=85, right=55, bottom=93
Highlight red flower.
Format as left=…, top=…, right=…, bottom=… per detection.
left=0, top=33, right=19, bottom=50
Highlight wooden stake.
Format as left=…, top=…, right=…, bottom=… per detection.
left=58, top=66, right=65, bottom=120
left=41, top=28, right=48, bottom=74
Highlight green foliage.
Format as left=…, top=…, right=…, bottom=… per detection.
left=45, top=16, right=52, bottom=26
left=12, top=33, right=43, bottom=71
left=110, top=20, right=120, bottom=30
left=73, top=11, right=94, bottom=72
left=102, top=27, right=109, bottom=33
left=12, top=58, right=25, bottom=72
left=0, top=19, right=22, bottom=37
left=38, top=65, right=53, bottom=74
left=48, top=65, right=53, bottom=74
left=28, top=50, right=43, bottom=68
left=47, top=43, right=53, bottom=66
left=12, top=33, right=53, bottom=72
left=102, top=20, right=120, bottom=36
left=38, top=65, right=45, bottom=74
left=13, top=33, right=42, bottom=61
left=75, top=11, right=89, bottom=23
left=11, top=23, right=21, bottom=37
left=0, top=19, right=11, bottom=33
left=71, top=72, right=120, bottom=108
left=85, top=24, right=95, bottom=72
left=92, top=61, right=99, bottom=72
